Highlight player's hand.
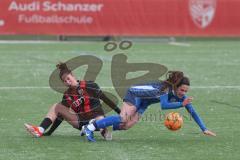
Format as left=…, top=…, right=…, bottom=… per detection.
left=183, top=97, right=193, bottom=106
left=203, top=130, right=216, bottom=136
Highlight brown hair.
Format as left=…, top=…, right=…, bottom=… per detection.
left=161, top=71, right=190, bottom=92
left=56, top=62, right=71, bottom=80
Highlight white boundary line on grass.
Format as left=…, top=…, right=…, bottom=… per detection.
left=0, top=86, right=240, bottom=90
left=168, top=42, right=191, bottom=47
left=0, top=40, right=60, bottom=44
left=0, top=40, right=191, bottom=46
left=0, top=40, right=95, bottom=44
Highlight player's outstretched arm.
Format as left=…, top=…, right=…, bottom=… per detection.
left=184, top=103, right=216, bottom=136
left=92, top=82, right=121, bottom=114
left=203, top=130, right=216, bottom=136
left=160, top=94, right=183, bottom=109
left=99, top=91, right=121, bottom=114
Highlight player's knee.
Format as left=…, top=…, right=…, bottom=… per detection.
left=125, top=120, right=138, bottom=130
left=72, top=125, right=79, bottom=129
left=122, top=124, right=131, bottom=130
left=120, top=116, right=127, bottom=124
left=120, top=121, right=132, bottom=130
left=53, top=103, right=64, bottom=113
left=49, top=103, right=57, bottom=111
left=119, top=123, right=127, bottom=130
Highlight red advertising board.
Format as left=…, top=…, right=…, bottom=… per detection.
left=0, top=0, right=239, bottom=36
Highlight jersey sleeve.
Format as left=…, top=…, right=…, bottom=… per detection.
left=99, top=92, right=121, bottom=114
left=88, top=82, right=103, bottom=98
left=159, top=94, right=183, bottom=109
left=61, top=94, right=70, bottom=108
left=91, top=82, right=121, bottom=114
left=185, top=104, right=207, bottom=132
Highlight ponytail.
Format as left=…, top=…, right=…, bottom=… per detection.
left=56, top=62, right=71, bottom=80
left=161, top=71, right=190, bottom=91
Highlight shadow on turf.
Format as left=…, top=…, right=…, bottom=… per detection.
left=210, top=100, right=240, bottom=110
left=36, top=133, right=207, bottom=144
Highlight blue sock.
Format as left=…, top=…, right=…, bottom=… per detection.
left=95, top=115, right=122, bottom=130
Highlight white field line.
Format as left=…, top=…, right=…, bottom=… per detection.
left=0, top=86, right=240, bottom=90
left=0, top=40, right=97, bottom=44
left=168, top=42, right=191, bottom=47
left=0, top=40, right=64, bottom=44
left=0, top=40, right=191, bottom=46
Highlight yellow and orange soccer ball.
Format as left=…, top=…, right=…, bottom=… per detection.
left=164, top=112, right=183, bottom=131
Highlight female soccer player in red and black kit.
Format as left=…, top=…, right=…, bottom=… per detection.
left=24, top=62, right=120, bottom=140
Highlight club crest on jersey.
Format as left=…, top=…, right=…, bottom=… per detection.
left=77, top=88, right=84, bottom=96
left=189, top=0, right=217, bottom=29
left=72, top=97, right=84, bottom=108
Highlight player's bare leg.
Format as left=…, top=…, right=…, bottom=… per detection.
left=25, top=103, right=79, bottom=137
left=123, top=112, right=141, bottom=130
left=46, top=103, right=79, bottom=128
left=120, top=102, right=137, bottom=127
left=95, top=115, right=113, bottom=140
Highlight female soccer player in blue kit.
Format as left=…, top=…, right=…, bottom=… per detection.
left=83, top=71, right=216, bottom=142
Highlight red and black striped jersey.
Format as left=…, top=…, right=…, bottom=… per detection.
left=61, top=80, right=120, bottom=114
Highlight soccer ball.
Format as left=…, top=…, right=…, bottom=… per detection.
left=164, top=112, right=183, bottom=131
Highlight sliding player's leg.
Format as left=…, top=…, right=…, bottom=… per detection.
left=43, top=115, right=63, bottom=136
left=88, top=102, right=136, bottom=131
left=25, top=103, right=79, bottom=137
left=78, top=107, right=113, bottom=140
left=123, top=112, right=141, bottom=130
left=83, top=102, right=137, bottom=142
left=94, top=115, right=113, bottom=140
left=121, top=97, right=153, bottom=130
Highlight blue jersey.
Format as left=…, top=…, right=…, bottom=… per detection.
left=123, top=81, right=207, bottom=132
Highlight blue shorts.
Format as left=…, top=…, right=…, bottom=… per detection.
left=123, top=89, right=159, bottom=115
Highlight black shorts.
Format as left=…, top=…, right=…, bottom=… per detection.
left=77, top=106, right=105, bottom=129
